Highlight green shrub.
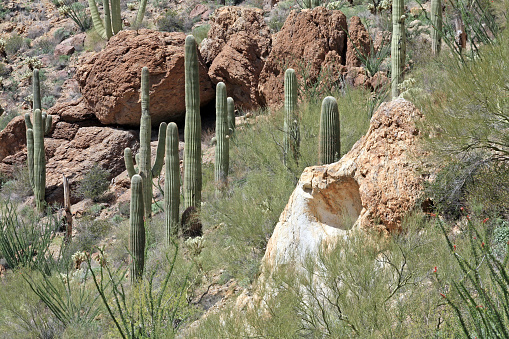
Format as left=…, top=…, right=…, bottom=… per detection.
left=74, top=217, right=112, bottom=251
left=192, top=24, right=210, bottom=45
left=157, top=10, right=185, bottom=32
left=76, top=164, right=110, bottom=202
left=4, top=34, right=24, bottom=56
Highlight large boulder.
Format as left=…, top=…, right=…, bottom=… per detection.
left=0, top=116, right=26, bottom=162
left=201, top=7, right=271, bottom=110
left=76, top=30, right=215, bottom=126
left=262, top=99, right=429, bottom=269
left=258, top=7, right=348, bottom=107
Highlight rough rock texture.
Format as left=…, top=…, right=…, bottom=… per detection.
left=262, top=99, right=428, bottom=269
left=0, top=115, right=137, bottom=205
left=200, top=7, right=271, bottom=65
left=346, top=16, right=372, bottom=67
left=0, top=116, right=26, bottom=162
left=201, top=7, right=271, bottom=110
left=258, top=7, right=348, bottom=107
left=45, top=126, right=137, bottom=204
left=76, top=29, right=214, bottom=126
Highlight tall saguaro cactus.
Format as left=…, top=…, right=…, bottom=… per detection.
left=215, top=82, right=229, bottom=193
left=124, top=67, right=166, bottom=219
left=431, top=0, right=442, bottom=55
left=165, top=122, right=180, bottom=243
left=25, top=69, right=52, bottom=212
left=183, top=35, right=202, bottom=210
left=130, top=174, right=145, bottom=283
left=391, top=0, right=406, bottom=98
left=283, top=68, right=300, bottom=165
left=319, top=96, right=341, bottom=165
left=88, top=0, right=147, bottom=40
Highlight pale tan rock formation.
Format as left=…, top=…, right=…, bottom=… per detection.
left=262, top=99, right=427, bottom=270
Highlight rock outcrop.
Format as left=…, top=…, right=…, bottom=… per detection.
left=346, top=16, right=372, bottom=68
left=258, top=7, right=348, bottom=107
left=262, top=99, right=428, bottom=270
left=201, top=7, right=271, bottom=110
left=76, top=29, right=214, bottom=126
left=0, top=114, right=137, bottom=205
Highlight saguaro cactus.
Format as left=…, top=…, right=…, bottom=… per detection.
left=165, top=122, right=180, bottom=243
left=215, top=82, right=229, bottom=193
left=283, top=68, right=300, bottom=165
left=25, top=70, right=52, bottom=211
left=227, top=97, right=235, bottom=136
left=88, top=0, right=147, bottom=40
left=391, top=0, right=406, bottom=98
left=431, top=0, right=442, bottom=55
left=183, top=35, right=202, bottom=210
left=319, top=96, right=341, bottom=165
left=130, top=174, right=145, bottom=283
left=124, top=67, right=166, bottom=219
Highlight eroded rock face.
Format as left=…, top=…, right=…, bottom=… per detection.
left=258, top=7, right=348, bottom=107
left=202, top=7, right=271, bottom=110
left=0, top=115, right=137, bottom=205
left=76, top=29, right=214, bottom=126
left=346, top=16, right=372, bottom=67
left=262, top=99, right=428, bottom=269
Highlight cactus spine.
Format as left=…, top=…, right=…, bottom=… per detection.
left=283, top=68, right=300, bottom=165
left=130, top=174, right=145, bottom=283
left=431, top=0, right=442, bottom=55
left=183, top=35, right=202, bottom=210
left=319, top=96, right=341, bottom=165
left=25, top=70, right=52, bottom=211
left=165, top=123, right=180, bottom=243
left=124, top=67, right=166, bottom=219
left=215, top=82, right=229, bottom=193
left=391, top=0, right=406, bottom=98
left=227, top=97, right=235, bottom=136
left=88, top=0, right=145, bottom=39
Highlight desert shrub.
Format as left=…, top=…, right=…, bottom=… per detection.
left=55, top=0, right=92, bottom=32
left=157, top=10, right=185, bottom=32
left=74, top=217, right=112, bottom=251
left=0, top=108, right=17, bottom=132
left=42, top=95, right=56, bottom=109
left=34, top=37, right=56, bottom=54
left=267, top=0, right=293, bottom=32
left=75, top=164, right=110, bottom=202
left=414, top=29, right=509, bottom=217
left=0, top=165, right=33, bottom=200
left=192, top=24, right=210, bottom=44
left=191, top=214, right=464, bottom=337
left=53, top=27, right=72, bottom=43
left=4, top=34, right=24, bottom=56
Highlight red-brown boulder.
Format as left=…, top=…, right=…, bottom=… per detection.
left=76, top=30, right=214, bottom=126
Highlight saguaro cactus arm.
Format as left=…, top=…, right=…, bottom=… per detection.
left=151, top=122, right=167, bottom=178
left=124, top=148, right=136, bottom=179
left=227, top=97, right=235, bottom=136
left=135, top=0, right=148, bottom=28
left=33, top=109, right=46, bottom=211
left=87, top=0, right=107, bottom=39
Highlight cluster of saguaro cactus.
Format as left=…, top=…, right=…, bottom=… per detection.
left=214, top=82, right=229, bottom=193
left=25, top=69, right=52, bottom=212
left=391, top=0, right=406, bottom=98
left=227, top=97, right=235, bottom=136
left=88, top=0, right=147, bottom=40
left=431, top=0, right=442, bottom=55
left=124, top=67, right=167, bottom=219
left=183, top=35, right=202, bottom=210
left=283, top=68, right=300, bottom=165
left=319, top=96, right=341, bottom=165
left=129, top=174, right=145, bottom=283
left=164, top=122, right=180, bottom=243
